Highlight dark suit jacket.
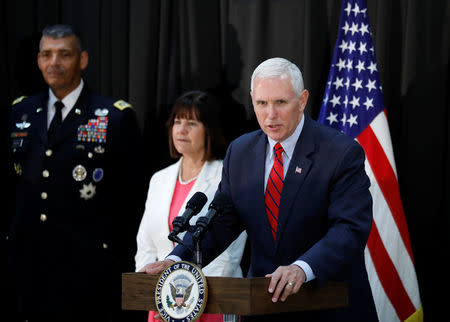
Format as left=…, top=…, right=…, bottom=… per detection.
left=172, top=115, right=378, bottom=321
left=6, top=87, right=147, bottom=318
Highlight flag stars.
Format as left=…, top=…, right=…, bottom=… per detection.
left=319, top=2, right=386, bottom=136
left=342, top=21, right=350, bottom=34
left=358, top=42, right=367, bottom=55
left=350, top=96, right=360, bottom=109
left=349, top=22, right=359, bottom=36
left=340, top=113, right=347, bottom=126
left=343, top=95, right=349, bottom=108
left=330, top=94, right=341, bottom=107
left=346, top=59, right=353, bottom=71
left=366, top=79, right=377, bottom=92
left=333, top=77, right=344, bottom=90
left=363, top=97, right=374, bottom=110
left=348, top=41, right=356, bottom=54
left=359, top=23, right=369, bottom=36
left=352, top=3, right=361, bottom=16
left=339, top=40, right=348, bottom=53
left=347, top=114, right=358, bottom=127
left=336, top=58, right=346, bottom=71
left=344, top=2, right=352, bottom=16
left=368, top=61, right=378, bottom=74
left=341, top=21, right=369, bottom=37
left=352, top=78, right=363, bottom=91
left=345, top=77, right=350, bottom=90
left=355, top=60, right=366, bottom=73
left=326, top=112, right=338, bottom=125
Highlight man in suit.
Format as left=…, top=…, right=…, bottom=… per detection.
left=6, top=24, right=146, bottom=321
left=146, top=57, right=377, bottom=321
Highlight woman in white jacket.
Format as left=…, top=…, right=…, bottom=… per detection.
left=135, top=91, right=246, bottom=322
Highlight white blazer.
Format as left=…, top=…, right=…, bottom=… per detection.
left=135, top=158, right=247, bottom=277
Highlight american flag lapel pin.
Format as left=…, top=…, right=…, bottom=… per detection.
left=295, top=166, right=302, bottom=174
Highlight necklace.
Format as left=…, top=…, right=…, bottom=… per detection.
left=178, top=167, right=199, bottom=185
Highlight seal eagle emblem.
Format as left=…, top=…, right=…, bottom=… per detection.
left=169, top=275, right=194, bottom=309
left=155, top=261, right=208, bottom=322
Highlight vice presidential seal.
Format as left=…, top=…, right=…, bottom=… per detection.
left=155, top=261, right=208, bottom=322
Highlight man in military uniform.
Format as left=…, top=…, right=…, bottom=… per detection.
left=6, top=24, right=147, bottom=321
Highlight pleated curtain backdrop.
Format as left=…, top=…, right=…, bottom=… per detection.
left=2, top=0, right=450, bottom=320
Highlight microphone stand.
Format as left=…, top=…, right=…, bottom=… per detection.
left=192, top=216, right=210, bottom=269
left=168, top=225, right=203, bottom=268
left=194, top=237, right=202, bottom=269
left=169, top=207, right=221, bottom=269
left=189, top=226, right=203, bottom=268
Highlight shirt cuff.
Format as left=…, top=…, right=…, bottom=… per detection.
left=293, top=260, right=315, bottom=282
left=166, top=255, right=182, bottom=263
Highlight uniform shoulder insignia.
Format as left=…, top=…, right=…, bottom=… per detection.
left=113, top=100, right=133, bottom=110
left=12, top=96, right=27, bottom=106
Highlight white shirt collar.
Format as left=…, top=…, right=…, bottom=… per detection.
left=48, top=79, right=84, bottom=120
left=267, top=114, right=305, bottom=160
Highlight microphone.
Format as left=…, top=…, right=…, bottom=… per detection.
left=168, top=191, right=208, bottom=243
left=192, top=193, right=230, bottom=242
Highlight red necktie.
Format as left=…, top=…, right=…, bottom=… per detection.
left=265, top=142, right=284, bottom=241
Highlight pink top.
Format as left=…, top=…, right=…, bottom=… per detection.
left=168, top=179, right=197, bottom=232
left=148, top=179, right=223, bottom=322
left=149, top=177, right=225, bottom=322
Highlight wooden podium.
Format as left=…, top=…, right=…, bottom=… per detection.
left=122, top=273, right=348, bottom=315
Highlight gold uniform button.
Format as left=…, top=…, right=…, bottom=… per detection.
left=45, top=149, right=53, bottom=157
left=103, top=243, right=108, bottom=249
left=41, top=192, right=48, bottom=199
left=40, top=214, right=47, bottom=222
left=88, top=152, right=93, bottom=159
left=42, top=170, right=50, bottom=178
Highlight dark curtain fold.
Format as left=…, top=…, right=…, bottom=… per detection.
left=2, top=0, right=450, bottom=320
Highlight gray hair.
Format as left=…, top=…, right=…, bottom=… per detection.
left=250, top=57, right=305, bottom=96
left=40, top=24, right=83, bottom=51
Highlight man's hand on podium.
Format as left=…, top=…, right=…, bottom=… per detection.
left=139, top=259, right=175, bottom=275
left=139, top=259, right=175, bottom=321
left=265, top=264, right=306, bottom=303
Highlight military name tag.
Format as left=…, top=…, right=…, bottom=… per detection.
left=155, top=261, right=208, bottom=322
left=77, top=116, right=108, bottom=143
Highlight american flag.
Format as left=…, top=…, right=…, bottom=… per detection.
left=318, top=0, right=422, bottom=321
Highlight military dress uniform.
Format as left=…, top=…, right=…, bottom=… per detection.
left=6, top=86, right=146, bottom=320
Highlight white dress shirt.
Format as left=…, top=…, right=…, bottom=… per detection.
left=265, top=115, right=316, bottom=282
left=47, top=79, right=84, bottom=129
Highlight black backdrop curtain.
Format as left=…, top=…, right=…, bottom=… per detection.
left=1, top=0, right=449, bottom=320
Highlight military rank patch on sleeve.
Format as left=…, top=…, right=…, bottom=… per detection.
left=12, top=96, right=27, bottom=106
left=113, top=100, right=132, bottom=110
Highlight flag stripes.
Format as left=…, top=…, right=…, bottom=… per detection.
left=318, top=0, right=422, bottom=320
left=358, top=123, right=414, bottom=261
left=364, top=250, right=399, bottom=321
left=366, top=221, right=415, bottom=320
